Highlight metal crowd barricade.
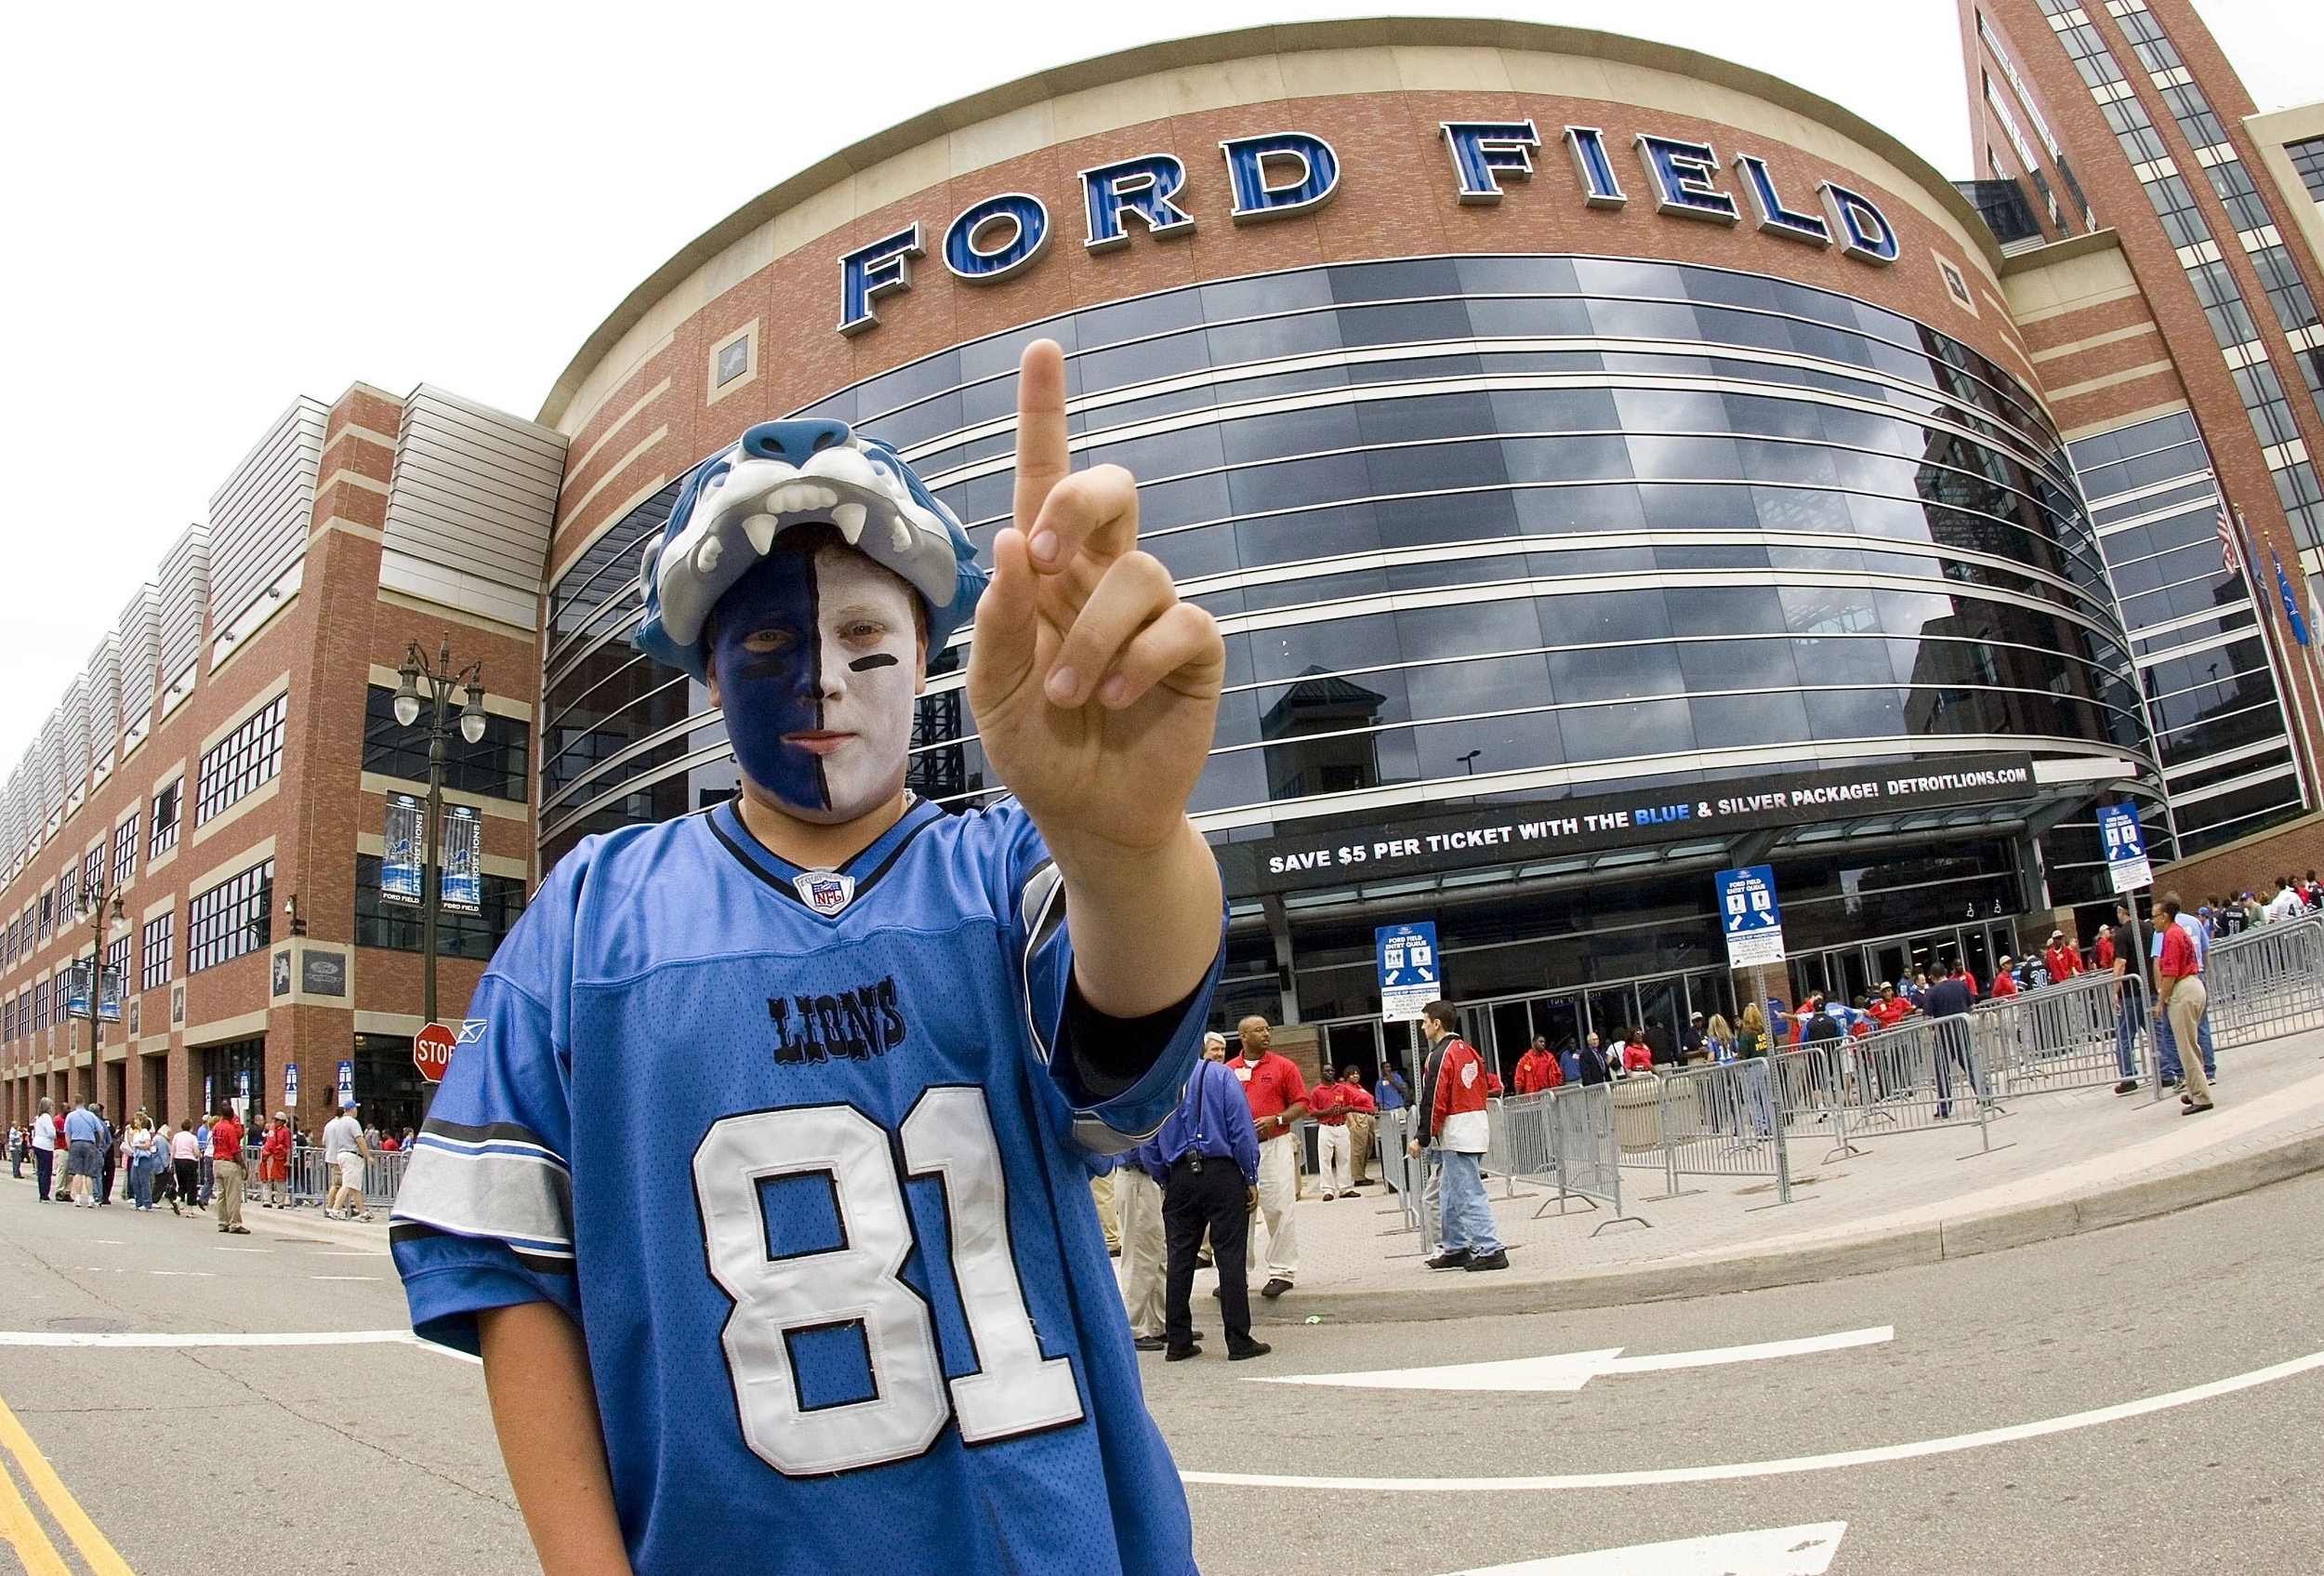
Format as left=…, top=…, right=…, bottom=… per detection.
left=1969, top=972, right=2152, bottom=1097
left=2205, top=916, right=2324, bottom=1049
left=1372, top=1108, right=1421, bottom=1234
left=365, top=1148, right=412, bottom=1210
left=1504, top=1082, right=1647, bottom=1234
left=1634, top=1059, right=1788, bottom=1197
left=1806, top=1013, right=2000, bottom=1153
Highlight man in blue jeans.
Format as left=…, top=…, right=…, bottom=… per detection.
left=1415, top=1000, right=1509, bottom=1272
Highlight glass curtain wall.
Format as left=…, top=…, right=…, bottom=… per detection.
left=541, top=255, right=2153, bottom=885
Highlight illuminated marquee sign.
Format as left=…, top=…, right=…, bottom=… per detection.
left=838, top=118, right=1900, bottom=334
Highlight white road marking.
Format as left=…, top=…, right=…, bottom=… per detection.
left=1184, top=1347, right=2324, bottom=1491
left=0, top=1330, right=481, bottom=1365
left=1248, top=1327, right=1893, bottom=1393
left=147, top=1271, right=213, bottom=1278
left=1443, top=1521, right=1847, bottom=1575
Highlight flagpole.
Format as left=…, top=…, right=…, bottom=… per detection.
left=2234, top=508, right=2324, bottom=813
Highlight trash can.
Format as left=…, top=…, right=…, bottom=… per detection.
left=1612, top=1075, right=1664, bottom=1154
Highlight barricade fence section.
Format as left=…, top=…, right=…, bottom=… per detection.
left=1971, top=973, right=2152, bottom=1097
left=2206, top=916, right=2324, bottom=1049
left=218, top=1143, right=411, bottom=1212
left=1497, top=1083, right=1646, bottom=1233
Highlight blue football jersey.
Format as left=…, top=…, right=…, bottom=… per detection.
left=390, top=796, right=1220, bottom=1576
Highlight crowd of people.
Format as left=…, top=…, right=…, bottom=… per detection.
left=6, top=1097, right=412, bottom=1223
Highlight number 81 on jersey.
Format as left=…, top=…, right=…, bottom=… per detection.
left=693, top=1086, right=1085, bottom=1477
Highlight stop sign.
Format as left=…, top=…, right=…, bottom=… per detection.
left=414, top=1022, right=459, bottom=1083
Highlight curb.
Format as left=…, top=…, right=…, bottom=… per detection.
left=1249, top=1125, right=2324, bottom=1325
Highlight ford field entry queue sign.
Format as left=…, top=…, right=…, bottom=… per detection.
left=1221, top=754, right=2036, bottom=897
left=1377, top=922, right=1439, bottom=1023
left=1717, top=866, right=1786, bottom=968
left=2098, top=803, right=2152, bottom=894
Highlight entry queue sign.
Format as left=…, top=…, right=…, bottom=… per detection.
left=1377, top=921, right=1439, bottom=1024
left=1716, top=865, right=1786, bottom=969
left=2098, top=803, right=2152, bottom=894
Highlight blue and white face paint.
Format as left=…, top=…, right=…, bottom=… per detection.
left=708, top=543, right=924, bottom=824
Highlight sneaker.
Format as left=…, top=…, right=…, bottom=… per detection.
left=2181, top=1101, right=2216, bottom=1115
left=2114, top=1079, right=2139, bottom=1095
left=1464, top=1250, right=1511, bottom=1272
left=1424, top=1249, right=1473, bottom=1270
left=1318, top=1190, right=1337, bottom=1201
left=1260, top=1278, right=1292, bottom=1300
left=1226, top=1339, right=1272, bottom=1361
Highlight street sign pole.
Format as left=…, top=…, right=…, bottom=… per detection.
left=2097, top=804, right=2159, bottom=1101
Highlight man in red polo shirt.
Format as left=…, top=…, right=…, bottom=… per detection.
left=1229, top=1016, right=1307, bottom=1299
left=208, top=1106, right=249, bottom=1236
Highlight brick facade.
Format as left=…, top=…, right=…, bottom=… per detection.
left=1, top=384, right=544, bottom=1142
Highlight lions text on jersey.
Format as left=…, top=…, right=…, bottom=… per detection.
left=390, top=796, right=1220, bottom=1575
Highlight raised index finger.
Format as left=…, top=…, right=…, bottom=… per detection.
left=1011, top=338, right=1070, bottom=541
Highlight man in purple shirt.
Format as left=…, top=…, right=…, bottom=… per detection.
left=1143, top=1054, right=1265, bottom=1362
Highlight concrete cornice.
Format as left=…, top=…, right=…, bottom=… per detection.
left=538, top=15, right=2000, bottom=430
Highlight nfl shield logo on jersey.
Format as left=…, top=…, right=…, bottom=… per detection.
left=794, top=868, right=856, bottom=916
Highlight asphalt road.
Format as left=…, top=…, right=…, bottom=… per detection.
left=2, top=1164, right=2319, bottom=1574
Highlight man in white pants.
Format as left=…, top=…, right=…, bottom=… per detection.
left=1228, top=1016, right=1307, bottom=1300
left=1111, top=1152, right=1169, bottom=1348
left=1307, top=1074, right=1354, bottom=1199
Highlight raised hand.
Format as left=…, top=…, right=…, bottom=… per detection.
left=966, top=339, right=1225, bottom=1019
left=967, top=339, right=1224, bottom=858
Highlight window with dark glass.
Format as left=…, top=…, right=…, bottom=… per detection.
left=353, top=854, right=524, bottom=959
left=111, top=813, right=139, bottom=891
left=2290, top=138, right=2324, bottom=204
left=185, top=859, right=271, bottom=974
left=140, top=911, right=173, bottom=991
left=363, top=685, right=529, bottom=801
left=195, top=693, right=286, bottom=825
left=150, top=779, right=180, bottom=860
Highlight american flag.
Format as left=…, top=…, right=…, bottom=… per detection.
left=2217, top=506, right=2241, bottom=575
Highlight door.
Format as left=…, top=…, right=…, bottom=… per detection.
left=1834, top=948, right=1873, bottom=1008
left=1584, top=986, right=1635, bottom=1048
left=1638, top=978, right=1683, bottom=1061
left=1872, top=943, right=1909, bottom=993
left=1323, top=1022, right=1380, bottom=1086
left=1534, top=996, right=1583, bottom=1054
left=1489, top=1002, right=1533, bottom=1080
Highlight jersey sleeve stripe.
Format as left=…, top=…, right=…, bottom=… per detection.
left=390, top=1221, right=576, bottom=1276
left=390, top=1144, right=576, bottom=1257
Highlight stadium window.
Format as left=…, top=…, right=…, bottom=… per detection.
left=185, top=859, right=271, bottom=975
left=139, top=911, right=173, bottom=991
left=194, top=693, right=286, bottom=825
left=362, top=684, right=529, bottom=801
left=149, top=779, right=181, bottom=860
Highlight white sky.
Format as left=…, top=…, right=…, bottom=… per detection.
left=0, top=0, right=2316, bottom=756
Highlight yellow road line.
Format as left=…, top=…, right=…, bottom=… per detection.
left=0, top=1391, right=133, bottom=1576
left=0, top=1449, right=70, bottom=1576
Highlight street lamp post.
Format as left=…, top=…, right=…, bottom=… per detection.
left=72, top=872, right=124, bottom=1108
left=391, top=639, right=487, bottom=1080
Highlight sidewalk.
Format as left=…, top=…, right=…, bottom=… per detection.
left=1235, top=1024, right=2324, bottom=1322
left=0, top=1173, right=393, bottom=1253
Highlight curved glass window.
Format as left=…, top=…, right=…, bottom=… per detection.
left=542, top=256, right=2154, bottom=874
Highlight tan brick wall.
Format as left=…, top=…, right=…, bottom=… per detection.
left=3, top=382, right=538, bottom=1135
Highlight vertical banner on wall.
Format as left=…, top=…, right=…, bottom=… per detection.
left=284, top=1062, right=298, bottom=1105
left=382, top=794, right=423, bottom=905
left=337, top=1060, right=354, bottom=1107
left=440, top=804, right=482, bottom=914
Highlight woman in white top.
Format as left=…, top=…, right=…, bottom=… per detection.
left=125, top=1117, right=159, bottom=1211
left=167, top=1122, right=202, bottom=1217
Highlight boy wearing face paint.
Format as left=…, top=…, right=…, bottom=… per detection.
left=390, top=342, right=1227, bottom=1576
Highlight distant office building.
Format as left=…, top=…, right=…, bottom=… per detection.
left=1962, top=0, right=2324, bottom=881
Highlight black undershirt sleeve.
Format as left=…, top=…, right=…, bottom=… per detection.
left=1054, top=973, right=1205, bottom=1102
